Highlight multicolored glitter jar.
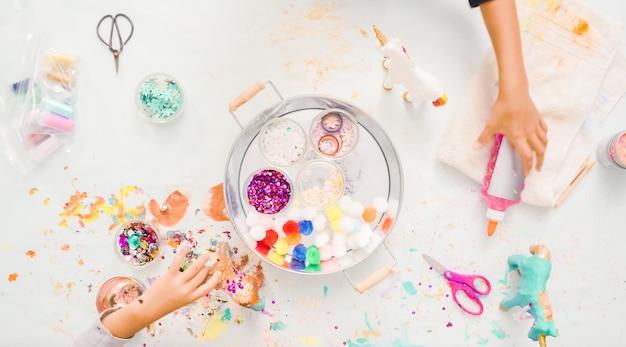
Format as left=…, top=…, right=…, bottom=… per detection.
left=114, top=220, right=161, bottom=268
left=310, top=108, right=358, bottom=158
left=136, top=73, right=184, bottom=123
left=258, top=117, right=307, bottom=166
left=96, top=276, right=146, bottom=313
left=596, top=131, right=626, bottom=169
left=296, top=160, right=344, bottom=209
left=246, top=168, right=292, bottom=215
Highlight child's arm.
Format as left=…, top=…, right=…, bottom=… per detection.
left=101, top=246, right=222, bottom=339
left=473, top=0, right=548, bottom=176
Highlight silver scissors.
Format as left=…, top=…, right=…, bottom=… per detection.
left=423, top=254, right=492, bottom=315
left=96, top=14, right=134, bottom=73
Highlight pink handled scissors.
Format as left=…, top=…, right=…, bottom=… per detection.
left=422, top=254, right=491, bottom=315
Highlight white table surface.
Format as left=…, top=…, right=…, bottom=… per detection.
left=1, top=0, right=625, bottom=346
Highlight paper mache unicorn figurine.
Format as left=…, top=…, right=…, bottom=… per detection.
left=373, top=25, right=447, bottom=107
left=500, top=244, right=558, bottom=347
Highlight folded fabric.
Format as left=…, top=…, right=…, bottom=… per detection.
left=437, top=0, right=626, bottom=207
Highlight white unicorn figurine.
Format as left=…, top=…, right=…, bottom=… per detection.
left=373, top=25, right=447, bottom=107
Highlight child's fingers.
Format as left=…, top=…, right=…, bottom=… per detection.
left=180, top=254, right=210, bottom=280
left=194, top=271, right=222, bottom=298
left=168, top=246, right=191, bottom=274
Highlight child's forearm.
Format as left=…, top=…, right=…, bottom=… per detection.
left=479, top=0, right=528, bottom=94
left=101, top=291, right=169, bottom=339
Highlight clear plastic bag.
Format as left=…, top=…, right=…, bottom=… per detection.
left=0, top=34, right=81, bottom=174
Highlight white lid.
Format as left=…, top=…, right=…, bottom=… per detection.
left=486, top=208, right=505, bottom=221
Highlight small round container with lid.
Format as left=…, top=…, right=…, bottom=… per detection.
left=96, top=276, right=146, bottom=313
left=310, top=108, right=359, bottom=158
left=114, top=220, right=161, bottom=268
left=296, top=160, right=344, bottom=209
left=596, top=131, right=626, bottom=169
left=258, top=117, right=307, bottom=166
left=136, top=73, right=184, bottom=123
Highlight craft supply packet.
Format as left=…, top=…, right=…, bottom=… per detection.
left=0, top=34, right=81, bottom=174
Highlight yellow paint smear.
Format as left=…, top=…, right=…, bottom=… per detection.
left=298, top=336, right=320, bottom=345
left=197, top=315, right=229, bottom=341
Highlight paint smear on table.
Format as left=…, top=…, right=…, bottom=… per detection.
left=201, top=183, right=229, bottom=221
left=29, top=188, right=38, bottom=195
left=25, top=250, right=36, bottom=257
left=298, top=336, right=320, bottom=345
left=347, top=338, right=374, bottom=347
left=402, top=281, right=417, bottom=295
left=8, top=272, right=18, bottom=282
left=148, top=190, right=189, bottom=227
left=270, top=321, right=286, bottom=331
left=271, top=2, right=370, bottom=87
left=197, top=310, right=230, bottom=341
left=491, top=321, right=509, bottom=339
left=58, top=186, right=146, bottom=230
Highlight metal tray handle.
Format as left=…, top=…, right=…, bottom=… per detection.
left=344, top=244, right=397, bottom=294
left=228, top=80, right=283, bottom=129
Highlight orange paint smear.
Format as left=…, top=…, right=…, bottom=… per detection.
left=148, top=190, right=189, bottom=227
left=25, top=250, right=36, bottom=258
left=381, top=217, right=393, bottom=233
left=29, top=188, right=38, bottom=195
left=573, top=18, right=588, bottom=35
left=202, top=183, right=230, bottom=222
left=8, top=273, right=18, bottom=282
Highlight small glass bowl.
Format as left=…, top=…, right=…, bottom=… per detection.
left=245, top=168, right=292, bottom=215
left=310, top=108, right=359, bottom=158
left=96, top=276, right=146, bottom=313
left=296, top=160, right=344, bottom=209
left=114, top=220, right=162, bottom=268
left=136, top=73, right=184, bottom=123
left=258, top=117, right=307, bottom=167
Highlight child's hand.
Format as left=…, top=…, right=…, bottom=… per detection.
left=143, top=245, right=222, bottom=315
left=101, top=246, right=221, bottom=339
left=476, top=88, right=548, bottom=176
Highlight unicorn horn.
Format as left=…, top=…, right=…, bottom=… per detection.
left=538, top=334, right=546, bottom=347
left=373, top=25, right=389, bottom=46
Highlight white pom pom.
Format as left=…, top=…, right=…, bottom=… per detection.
left=249, top=225, right=266, bottom=241
left=246, top=213, right=261, bottom=227
left=373, top=197, right=389, bottom=213
left=314, top=231, right=330, bottom=247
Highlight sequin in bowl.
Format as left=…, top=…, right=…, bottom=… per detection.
left=96, top=276, right=146, bottom=313
left=136, top=73, right=184, bottom=123
left=310, top=108, right=359, bottom=158
left=245, top=168, right=292, bottom=215
left=296, top=160, right=344, bottom=209
left=114, top=220, right=161, bottom=268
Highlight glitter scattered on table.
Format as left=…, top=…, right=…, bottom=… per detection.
left=247, top=169, right=292, bottom=215
left=116, top=220, right=160, bottom=267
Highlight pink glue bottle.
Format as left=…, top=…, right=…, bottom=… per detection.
left=480, top=133, right=525, bottom=237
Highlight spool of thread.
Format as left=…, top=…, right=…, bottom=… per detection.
left=29, top=135, right=62, bottom=162
left=41, top=111, right=75, bottom=132
left=42, top=96, right=73, bottom=118
left=596, top=131, right=626, bottom=169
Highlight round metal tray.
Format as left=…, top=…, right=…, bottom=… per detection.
left=224, top=88, right=403, bottom=276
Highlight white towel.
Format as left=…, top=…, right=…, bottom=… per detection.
left=437, top=0, right=626, bottom=207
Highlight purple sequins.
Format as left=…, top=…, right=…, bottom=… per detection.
left=247, top=169, right=291, bottom=215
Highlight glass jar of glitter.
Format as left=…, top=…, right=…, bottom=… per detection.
left=296, top=160, right=345, bottom=209
left=596, top=131, right=626, bottom=169
left=245, top=168, right=292, bottom=215
left=114, top=220, right=162, bottom=268
left=258, top=117, right=307, bottom=167
left=136, top=73, right=184, bottom=123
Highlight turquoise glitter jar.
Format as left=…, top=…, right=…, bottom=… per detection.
left=136, top=73, right=184, bottom=123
